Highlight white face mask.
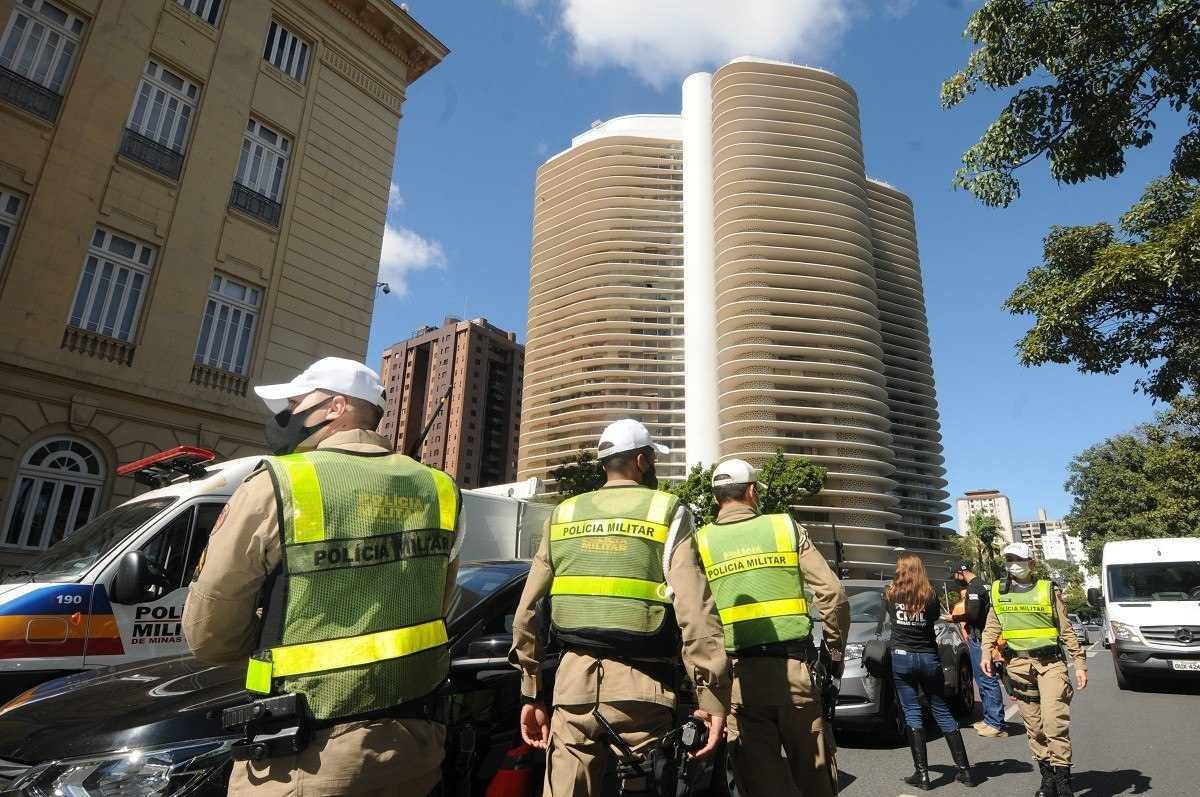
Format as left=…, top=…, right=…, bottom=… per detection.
left=1008, top=561, right=1031, bottom=580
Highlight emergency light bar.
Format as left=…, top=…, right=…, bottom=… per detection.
left=117, top=446, right=217, bottom=488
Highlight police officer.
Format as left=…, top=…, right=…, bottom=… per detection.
left=697, top=459, right=849, bottom=797
left=183, top=357, right=462, bottom=796
left=508, top=419, right=730, bottom=795
left=981, top=542, right=1087, bottom=797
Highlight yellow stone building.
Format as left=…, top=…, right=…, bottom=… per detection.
left=0, top=0, right=445, bottom=572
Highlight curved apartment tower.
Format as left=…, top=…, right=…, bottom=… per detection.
left=866, top=180, right=952, bottom=546
left=520, top=59, right=949, bottom=574
left=519, top=117, right=687, bottom=484
left=710, top=60, right=901, bottom=566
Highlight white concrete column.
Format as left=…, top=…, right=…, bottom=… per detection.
left=681, top=72, right=719, bottom=467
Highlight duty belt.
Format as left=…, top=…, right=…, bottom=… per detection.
left=733, top=637, right=816, bottom=663
left=1007, top=644, right=1062, bottom=662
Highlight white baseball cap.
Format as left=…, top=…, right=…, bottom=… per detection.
left=1001, top=542, right=1034, bottom=560
left=712, top=458, right=758, bottom=487
left=253, top=357, right=386, bottom=414
left=597, top=419, right=670, bottom=460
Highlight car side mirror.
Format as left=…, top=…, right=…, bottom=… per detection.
left=1087, top=587, right=1102, bottom=609
left=466, top=632, right=512, bottom=660
left=110, top=551, right=149, bottom=604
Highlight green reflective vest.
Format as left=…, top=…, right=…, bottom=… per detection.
left=245, top=450, right=459, bottom=722
left=991, top=579, right=1059, bottom=652
left=547, top=486, right=681, bottom=657
left=695, top=513, right=811, bottom=652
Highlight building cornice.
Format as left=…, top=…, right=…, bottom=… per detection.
left=322, top=0, right=449, bottom=84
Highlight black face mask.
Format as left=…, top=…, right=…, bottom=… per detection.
left=265, top=397, right=334, bottom=455
left=639, top=459, right=659, bottom=490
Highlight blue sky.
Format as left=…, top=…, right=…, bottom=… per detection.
left=367, top=0, right=1184, bottom=525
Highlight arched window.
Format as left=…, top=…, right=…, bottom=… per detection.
left=4, top=437, right=105, bottom=550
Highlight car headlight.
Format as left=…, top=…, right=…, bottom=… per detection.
left=11, top=738, right=233, bottom=796
left=843, top=642, right=865, bottom=661
left=1110, top=621, right=1143, bottom=643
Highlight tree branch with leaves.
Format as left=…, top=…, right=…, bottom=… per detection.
left=943, top=0, right=1200, bottom=207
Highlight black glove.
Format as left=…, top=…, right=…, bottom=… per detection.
left=829, top=656, right=844, bottom=679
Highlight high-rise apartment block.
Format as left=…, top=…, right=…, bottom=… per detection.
left=0, top=0, right=444, bottom=573
left=956, top=489, right=1015, bottom=544
left=379, top=317, right=524, bottom=488
left=520, top=58, right=950, bottom=576
left=1013, top=507, right=1071, bottom=559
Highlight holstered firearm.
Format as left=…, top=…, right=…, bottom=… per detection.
left=591, top=708, right=710, bottom=797
left=812, top=643, right=839, bottom=723
left=221, top=693, right=310, bottom=762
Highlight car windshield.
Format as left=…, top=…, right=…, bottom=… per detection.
left=845, top=586, right=885, bottom=623
left=1108, top=561, right=1200, bottom=602
left=448, top=561, right=528, bottom=623
left=3, top=498, right=176, bottom=584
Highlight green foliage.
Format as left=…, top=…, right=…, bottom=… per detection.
left=955, top=513, right=1005, bottom=580
left=942, top=0, right=1200, bottom=207
left=1045, top=558, right=1084, bottom=589
left=668, top=463, right=719, bottom=526
left=666, top=451, right=826, bottom=526
left=1063, top=585, right=1093, bottom=620
left=1006, top=176, right=1200, bottom=402
left=756, top=451, right=827, bottom=515
left=548, top=450, right=605, bottom=499
left=1066, top=396, right=1200, bottom=566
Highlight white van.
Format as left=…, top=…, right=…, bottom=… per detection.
left=0, top=447, right=547, bottom=694
left=1090, top=537, right=1200, bottom=690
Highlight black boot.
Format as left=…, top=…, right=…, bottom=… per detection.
left=904, top=728, right=932, bottom=790
left=1053, top=766, right=1075, bottom=797
left=944, top=729, right=977, bottom=787
left=1035, top=759, right=1057, bottom=797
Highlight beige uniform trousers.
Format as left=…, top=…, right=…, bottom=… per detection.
left=727, top=658, right=836, bottom=797
left=226, top=717, right=445, bottom=796
left=544, top=701, right=676, bottom=796
left=1007, top=656, right=1073, bottom=767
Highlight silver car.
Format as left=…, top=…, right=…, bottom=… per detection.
left=812, top=580, right=974, bottom=739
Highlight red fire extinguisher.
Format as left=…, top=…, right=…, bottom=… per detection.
left=484, top=743, right=539, bottom=797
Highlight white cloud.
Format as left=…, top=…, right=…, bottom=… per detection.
left=388, top=181, right=404, bottom=211
left=508, top=0, right=540, bottom=10
left=535, top=0, right=854, bottom=89
left=378, top=224, right=446, bottom=297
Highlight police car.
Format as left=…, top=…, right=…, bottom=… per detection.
left=0, top=448, right=258, bottom=694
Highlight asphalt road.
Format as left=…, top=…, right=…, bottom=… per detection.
left=831, top=641, right=1200, bottom=796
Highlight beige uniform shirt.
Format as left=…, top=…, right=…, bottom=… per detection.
left=181, top=429, right=461, bottom=792
left=980, top=581, right=1087, bottom=671
left=713, top=504, right=851, bottom=706
left=508, top=480, right=731, bottom=715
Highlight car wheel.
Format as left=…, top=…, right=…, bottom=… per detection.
left=954, top=655, right=975, bottom=720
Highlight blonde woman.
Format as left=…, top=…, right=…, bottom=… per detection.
left=886, top=554, right=976, bottom=790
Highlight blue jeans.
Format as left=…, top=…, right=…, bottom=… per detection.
left=891, top=649, right=958, bottom=733
left=968, top=635, right=1005, bottom=730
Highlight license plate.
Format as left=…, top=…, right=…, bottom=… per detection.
left=1171, top=660, right=1200, bottom=671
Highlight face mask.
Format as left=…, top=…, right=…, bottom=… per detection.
left=1007, top=561, right=1031, bottom=580
left=265, top=397, right=334, bottom=455
left=639, top=459, right=659, bottom=490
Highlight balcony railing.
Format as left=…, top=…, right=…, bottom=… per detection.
left=61, top=326, right=135, bottom=366
left=0, top=66, right=62, bottom=122
left=120, top=128, right=184, bottom=180
left=191, top=362, right=249, bottom=396
left=229, top=182, right=282, bottom=227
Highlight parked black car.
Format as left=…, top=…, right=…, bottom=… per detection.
left=0, top=561, right=536, bottom=797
